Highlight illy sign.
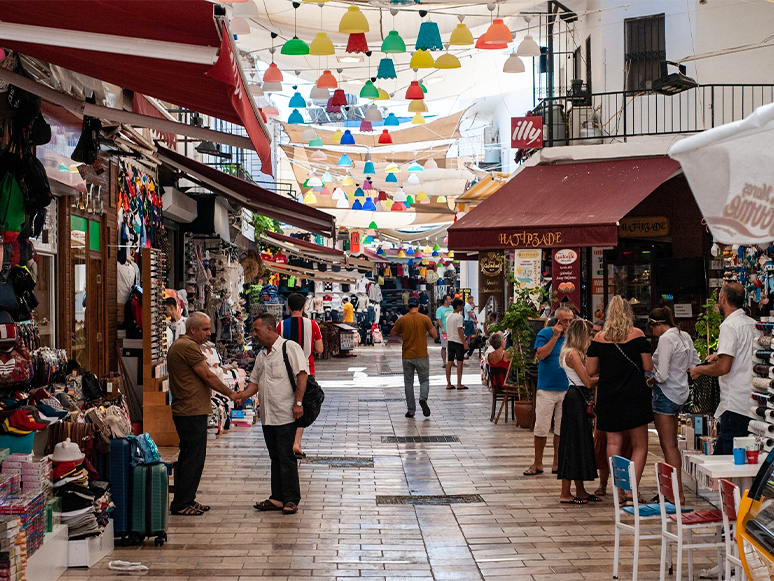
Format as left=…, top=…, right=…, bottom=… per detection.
left=511, top=116, right=543, bottom=149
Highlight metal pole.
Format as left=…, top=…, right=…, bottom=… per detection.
left=547, top=2, right=555, bottom=147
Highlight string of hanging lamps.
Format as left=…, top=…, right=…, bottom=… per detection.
left=281, top=3, right=310, bottom=55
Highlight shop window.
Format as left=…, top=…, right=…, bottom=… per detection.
left=624, top=14, right=666, bottom=92
left=33, top=255, right=55, bottom=347
left=71, top=216, right=88, bottom=370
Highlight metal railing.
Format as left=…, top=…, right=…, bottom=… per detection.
left=533, top=84, right=774, bottom=147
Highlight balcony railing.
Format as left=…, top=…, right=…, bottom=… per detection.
left=533, top=84, right=774, bottom=147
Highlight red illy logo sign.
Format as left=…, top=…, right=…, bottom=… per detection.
left=511, top=116, right=543, bottom=149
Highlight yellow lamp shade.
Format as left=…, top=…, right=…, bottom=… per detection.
left=331, top=129, right=343, bottom=144
left=397, top=249, right=407, bottom=258
left=411, top=112, right=425, bottom=125
left=339, top=6, right=369, bottom=34
left=449, top=23, right=474, bottom=46
left=434, top=53, right=461, bottom=69
left=376, top=87, right=390, bottom=100
left=385, top=163, right=400, bottom=173
left=309, top=32, right=335, bottom=55
left=341, top=175, right=355, bottom=186
left=382, top=199, right=393, bottom=210
left=416, top=191, right=429, bottom=203
left=409, top=49, right=435, bottom=69
left=408, top=99, right=428, bottom=113
left=303, top=192, right=317, bottom=204
left=447, top=250, right=455, bottom=258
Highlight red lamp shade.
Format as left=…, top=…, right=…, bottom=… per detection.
left=377, top=190, right=388, bottom=201
left=392, top=201, right=406, bottom=211
left=378, top=129, right=393, bottom=144
left=405, top=81, right=424, bottom=100
left=330, top=89, right=347, bottom=106
left=360, top=119, right=373, bottom=132
left=317, top=70, right=338, bottom=89
left=475, top=33, right=507, bottom=50
left=325, top=97, right=341, bottom=113
left=263, top=63, right=283, bottom=82
left=484, top=19, right=512, bottom=44
left=346, top=33, right=369, bottom=54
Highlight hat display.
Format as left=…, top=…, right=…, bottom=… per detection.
left=52, top=438, right=85, bottom=464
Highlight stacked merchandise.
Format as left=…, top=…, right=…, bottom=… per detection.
left=0, top=467, right=44, bottom=561
left=0, top=517, right=24, bottom=581
left=0, top=454, right=50, bottom=499
left=51, top=438, right=101, bottom=540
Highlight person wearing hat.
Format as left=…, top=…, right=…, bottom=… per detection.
left=390, top=296, right=438, bottom=418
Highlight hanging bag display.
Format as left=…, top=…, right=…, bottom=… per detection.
left=0, top=340, right=31, bottom=387
left=281, top=341, right=325, bottom=428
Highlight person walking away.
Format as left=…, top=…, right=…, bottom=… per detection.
left=277, top=293, right=324, bottom=460
left=445, top=298, right=468, bottom=390
left=342, top=297, right=355, bottom=323
left=167, top=312, right=238, bottom=515
left=463, top=295, right=478, bottom=345
left=390, top=296, right=438, bottom=417
left=646, top=306, right=699, bottom=504
left=556, top=319, right=599, bottom=504
left=586, top=296, right=653, bottom=497
left=238, top=313, right=309, bottom=515
left=523, top=308, right=573, bottom=476
left=690, top=282, right=759, bottom=455
left=435, top=295, right=453, bottom=368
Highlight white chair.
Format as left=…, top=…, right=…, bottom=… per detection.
left=656, top=462, right=724, bottom=581
left=719, top=479, right=747, bottom=581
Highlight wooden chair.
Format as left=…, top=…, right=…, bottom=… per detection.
left=489, top=366, right=509, bottom=423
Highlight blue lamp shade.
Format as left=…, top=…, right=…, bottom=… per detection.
left=405, top=246, right=415, bottom=255
left=415, top=21, right=443, bottom=51
left=340, top=130, right=356, bottom=145
left=385, top=173, right=398, bottom=183
left=432, top=250, right=439, bottom=257
left=384, top=113, right=399, bottom=126
left=288, top=109, right=304, bottom=124
left=352, top=199, right=364, bottom=210
left=407, top=258, right=415, bottom=266
left=363, top=197, right=377, bottom=211
left=376, top=247, right=386, bottom=256
left=363, top=235, right=374, bottom=244
left=363, top=160, right=376, bottom=174
left=377, top=58, right=397, bottom=79
left=338, top=154, right=353, bottom=166
left=353, top=187, right=365, bottom=197
left=288, top=91, right=307, bottom=108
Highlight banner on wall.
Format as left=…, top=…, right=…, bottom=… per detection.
left=513, top=249, right=542, bottom=290
left=511, top=116, right=544, bottom=149
left=591, top=248, right=606, bottom=322
left=478, top=251, right=505, bottom=319
left=551, top=248, right=581, bottom=312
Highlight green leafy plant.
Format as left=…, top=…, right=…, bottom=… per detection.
left=253, top=214, right=283, bottom=251
left=694, top=290, right=721, bottom=360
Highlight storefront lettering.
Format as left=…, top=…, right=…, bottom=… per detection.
left=722, top=182, right=774, bottom=237
left=618, top=216, right=670, bottom=238
left=498, top=231, right=562, bottom=248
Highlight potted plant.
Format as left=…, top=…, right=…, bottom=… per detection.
left=694, top=290, right=721, bottom=360
left=490, top=285, right=550, bottom=428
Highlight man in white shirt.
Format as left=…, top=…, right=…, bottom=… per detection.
left=463, top=295, right=478, bottom=342
left=690, top=283, right=759, bottom=455
left=164, top=297, right=187, bottom=342
left=237, top=313, right=309, bottom=514
left=445, top=298, right=468, bottom=390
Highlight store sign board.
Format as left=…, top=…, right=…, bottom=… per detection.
left=674, top=304, right=693, bottom=318
left=618, top=216, right=670, bottom=238
left=591, top=247, right=607, bottom=322
left=478, top=252, right=505, bottom=319
left=511, top=116, right=544, bottom=149
left=514, top=250, right=541, bottom=289
left=552, top=248, right=581, bottom=312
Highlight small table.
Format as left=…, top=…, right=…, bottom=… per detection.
left=684, top=453, right=761, bottom=498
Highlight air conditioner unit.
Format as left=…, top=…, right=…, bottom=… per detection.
left=161, top=187, right=198, bottom=223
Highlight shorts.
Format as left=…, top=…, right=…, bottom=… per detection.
left=534, top=389, right=566, bottom=438
left=463, top=320, right=475, bottom=337
left=448, top=342, right=465, bottom=363
left=440, top=332, right=448, bottom=348
left=652, top=385, right=684, bottom=416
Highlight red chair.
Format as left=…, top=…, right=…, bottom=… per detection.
left=656, top=462, right=724, bottom=581
left=718, top=479, right=747, bottom=581
left=488, top=366, right=509, bottom=423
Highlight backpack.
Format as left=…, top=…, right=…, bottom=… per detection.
left=82, top=371, right=103, bottom=401
left=126, top=433, right=162, bottom=466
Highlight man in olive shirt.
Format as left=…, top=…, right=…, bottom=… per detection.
left=391, top=296, right=438, bottom=418
left=167, top=312, right=237, bottom=516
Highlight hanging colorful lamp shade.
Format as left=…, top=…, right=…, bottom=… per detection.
left=362, top=197, right=377, bottom=211
left=437, top=195, right=447, bottom=203
left=309, top=32, right=335, bottom=55
left=360, top=119, right=373, bottom=132
left=518, top=17, right=542, bottom=57
left=321, top=171, right=333, bottom=182
left=330, top=88, right=347, bottom=105
left=363, top=178, right=374, bottom=190
left=346, top=33, right=369, bottom=53
left=392, top=202, right=406, bottom=212
left=406, top=195, right=414, bottom=204
left=325, top=97, right=341, bottom=113
left=378, top=129, right=393, bottom=144
left=423, top=244, right=432, bottom=253
left=338, top=153, right=353, bottom=166
left=408, top=99, right=427, bottom=113
left=310, top=149, right=326, bottom=161
left=449, top=22, right=474, bottom=46
left=281, top=37, right=309, bottom=55
left=415, top=21, right=443, bottom=51
left=289, top=88, right=307, bottom=108
left=352, top=199, right=363, bottom=210
left=476, top=33, right=507, bottom=50
left=377, top=58, right=397, bottom=79
left=503, top=52, right=526, bottom=73
left=364, top=104, right=382, bottom=122
left=411, top=112, right=425, bottom=125
left=341, top=174, right=354, bottom=186
left=360, top=80, right=379, bottom=99
left=424, top=158, right=438, bottom=169
left=339, top=6, right=369, bottom=33
left=409, top=49, right=435, bottom=68
left=248, top=82, right=264, bottom=96
left=404, top=198, right=411, bottom=209
left=263, top=105, right=280, bottom=117
left=233, top=1, right=260, bottom=16
left=317, top=70, right=338, bottom=88
left=381, top=30, right=406, bottom=53
left=397, top=248, right=407, bottom=257
left=432, top=242, right=441, bottom=251
left=363, top=235, right=374, bottom=244
left=303, top=191, right=317, bottom=204
left=368, top=220, right=378, bottom=230
left=331, top=187, right=345, bottom=199
left=340, top=129, right=356, bottom=145
left=331, top=128, right=343, bottom=143
left=406, top=172, right=420, bottom=184
left=302, top=127, right=317, bottom=141
left=385, top=162, right=400, bottom=173
left=363, top=159, right=376, bottom=174
left=336, top=197, right=350, bottom=208
left=448, top=250, right=455, bottom=258
left=376, top=246, right=386, bottom=256
left=407, top=161, right=423, bottom=172
left=414, top=247, right=422, bottom=257
left=309, top=85, right=330, bottom=101
left=353, top=186, right=365, bottom=197
left=381, top=199, right=393, bottom=210
left=432, top=250, right=439, bottom=257
left=377, top=191, right=388, bottom=202
left=376, top=87, right=390, bottom=100
left=307, top=175, right=323, bottom=187
left=435, top=53, right=461, bottom=69
left=393, top=187, right=407, bottom=202
left=405, top=81, right=424, bottom=100
left=407, top=258, right=415, bottom=266
left=384, top=112, right=399, bottom=126
left=385, top=172, right=398, bottom=183
left=264, top=63, right=283, bottom=82
left=484, top=19, right=512, bottom=45
left=288, top=109, right=304, bottom=124
left=231, top=17, right=251, bottom=35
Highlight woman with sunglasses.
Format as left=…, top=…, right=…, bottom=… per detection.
left=646, top=306, right=699, bottom=504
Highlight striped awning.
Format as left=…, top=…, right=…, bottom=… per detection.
left=455, top=174, right=508, bottom=212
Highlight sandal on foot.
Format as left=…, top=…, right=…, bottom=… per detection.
left=584, top=494, right=603, bottom=503
left=193, top=502, right=211, bottom=511
left=446, top=385, right=455, bottom=390
left=282, top=502, right=298, bottom=515
left=594, top=487, right=607, bottom=497
left=523, top=468, right=544, bottom=476
left=457, top=385, right=469, bottom=390
left=254, top=499, right=283, bottom=511
left=560, top=496, right=588, bottom=505
left=171, top=505, right=204, bottom=516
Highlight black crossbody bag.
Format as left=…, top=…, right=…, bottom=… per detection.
left=282, top=341, right=325, bottom=428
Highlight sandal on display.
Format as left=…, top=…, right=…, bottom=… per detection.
left=171, top=505, right=204, bottom=516
left=560, top=497, right=588, bottom=505
left=282, top=502, right=298, bottom=515
left=254, top=499, right=283, bottom=511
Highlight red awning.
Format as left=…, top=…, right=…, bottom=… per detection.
left=264, top=231, right=344, bottom=257
left=156, top=146, right=335, bottom=238
left=0, top=0, right=272, bottom=175
left=448, top=157, right=682, bottom=250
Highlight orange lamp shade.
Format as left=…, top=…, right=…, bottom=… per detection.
left=263, top=63, right=283, bottom=82
left=475, top=33, right=507, bottom=50
left=484, top=19, right=512, bottom=45
left=317, top=70, right=338, bottom=89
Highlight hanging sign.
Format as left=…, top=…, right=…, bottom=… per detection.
left=511, top=116, right=544, bottom=149
left=478, top=252, right=505, bottom=319
left=514, top=249, right=541, bottom=290
left=551, top=248, right=581, bottom=311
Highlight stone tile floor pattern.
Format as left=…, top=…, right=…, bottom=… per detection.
left=66, top=341, right=723, bottom=580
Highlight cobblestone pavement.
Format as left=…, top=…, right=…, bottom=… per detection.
left=66, top=341, right=721, bottom=580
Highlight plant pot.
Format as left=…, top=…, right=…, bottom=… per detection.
left=513, top=400, right=535, bottom=430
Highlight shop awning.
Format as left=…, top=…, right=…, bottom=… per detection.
left=0, top=0, right=272, bottom=175
left=448, top=157, right=682, bottom=250
left=263, top=231, right=343, bottom=257
left=156, top=146, right=335, bottom=238
left=455, top=174, right=509, bottom=212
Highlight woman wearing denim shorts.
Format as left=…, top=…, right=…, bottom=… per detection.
left=646, top=307, right=700, bottom=504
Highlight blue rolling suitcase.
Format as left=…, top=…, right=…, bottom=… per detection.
left=108, top=438, right=132, bottom=541
left=130, top=463, right=169, bottom=546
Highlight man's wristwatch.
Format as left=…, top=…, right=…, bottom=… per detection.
left=295, top=401, right=303, bottom=407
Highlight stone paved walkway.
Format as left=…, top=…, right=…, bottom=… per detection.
left=65, top=341, right=720, bottom=580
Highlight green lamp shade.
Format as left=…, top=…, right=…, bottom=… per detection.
left=368, top=221, right=378, bottom=229
left=359, top=80, right=380, bottom=99
left=381, top=30, right=406, bottom=53
left=281, top=37, right=310, bottom=55
left=309, top=136, right=324, bottom=147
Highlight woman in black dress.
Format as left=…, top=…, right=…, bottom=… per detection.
left=586, top=296, right=653, bottom=492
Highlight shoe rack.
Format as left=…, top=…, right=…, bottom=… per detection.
left=141, top=248, right=177, bottom=446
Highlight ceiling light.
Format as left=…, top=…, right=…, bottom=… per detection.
left=377, top=58, right=397, bottom=79
left=309, top=85, right=330, bottom=101
left=476, top=33, right=507, bottom=50
left=381, top=30, right=407, bottom=53
left=363, top=160, right=376, bottom=174
left=484, top=19, right=512, bottom=45
left=336, top=197, right=350, bottom=208
left=434, top=54, right=460, bottom=69
left=517, top=34, right=541, bottom=57
left=263, top=63, right=283, bottom=82
left=331, top=129, right=343, bottom=143
left=410, top=49, right=435, bottom=69
left=352, top=199, right=363, bottom=210
left=232, top=1, right=260, bottom=18
left=339, top=6, right=369, bottom=34
left=407, top=162, right=423, bottom=172
left=302, top=127, right=318, bottom=141
left=288, top=109, right=304, bottom=124
left=248, top=83, right=264, bottom=96
left=307, top=175, right=323, bottom=187
left=405, top=81, right=424, bottom=100
left=309, top=32, right=335, bottom=55
left=360, top=80, right=380, bottom=99
left=364, top=104, right=383, bottom=122
left=385, top=163, right=400, bottom=173
left=338, top=154, right=353, bottom=166
left=378, top=130, right=394, bottom=145
left=340, top=130, right=356, bottom=145
left=408, top=99, right=427, bottom=113
left=406, top=172, right=421, bottom=183
left=424, top=158, right=438, bottom=169
left=383, top=112, right=400, bottom=126
left=449, top=22, right=474, bottom=46
left=346, top=33, right=369, bottom=53
left=231, top=17, right=251, bottom=35
left=416, top=21, right=443, bottom=51
left=288, top=89, right=307, bottom=108
left=310, top=150, right=326, bottom=161
left=317, top=70, right=338, bottom=89
left=503, top=53, right=526, bottom=73
left=262, top=81, right=282, bottom=92
left=281, top=37, right=310, bottom=55
left=376, top=87, right=390, bottom=100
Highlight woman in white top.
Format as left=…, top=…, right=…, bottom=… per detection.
left=646, top=306, right=699, bottom=503
left=556, top=319, right=599, bottom=504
